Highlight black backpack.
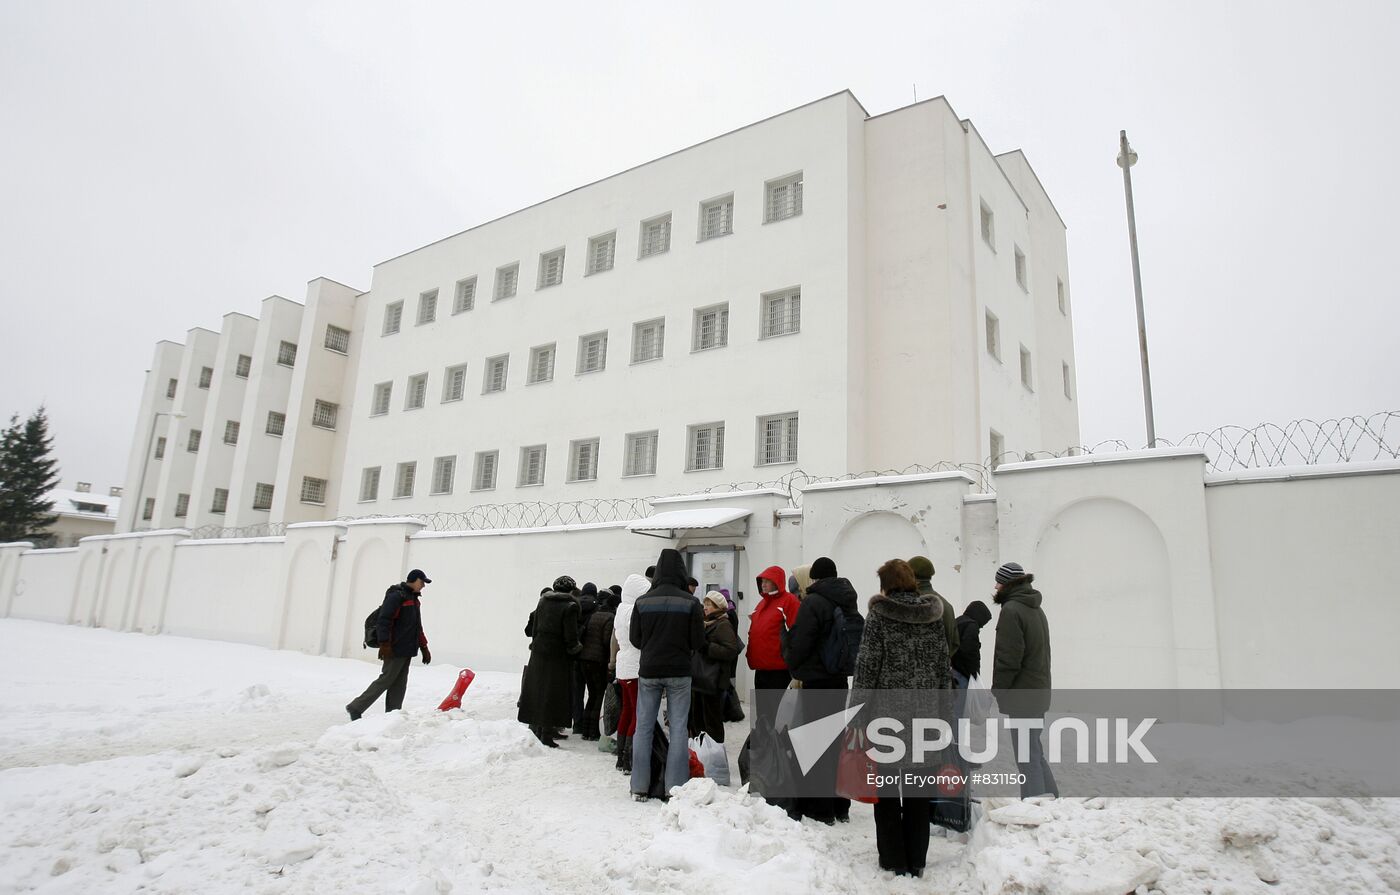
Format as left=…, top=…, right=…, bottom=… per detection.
left=363, top=595, right=417, bottom=649
left=820, top=603, right=864, bottom=677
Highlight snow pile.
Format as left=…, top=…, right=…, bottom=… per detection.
left=2, top=619, right=1400, bottom=894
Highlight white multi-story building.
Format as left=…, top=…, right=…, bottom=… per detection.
left=117, top=91, right=1079, bottom=533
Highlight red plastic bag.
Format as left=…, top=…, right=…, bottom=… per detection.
left=834, top=729, right=879, bottom=804
left=437, top=669, right=475, bottom=711
left=688, top=748, right=705, bottom=779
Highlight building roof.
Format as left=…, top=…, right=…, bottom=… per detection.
left=47, top=488, right=121, bottom=520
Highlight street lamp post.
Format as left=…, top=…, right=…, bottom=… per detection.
left=131, top=409, right=185, bottom=530
left=1118, top=130, right=1158, bottom=448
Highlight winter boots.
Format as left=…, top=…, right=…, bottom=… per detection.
left=614, top=734, right=632, bottom=773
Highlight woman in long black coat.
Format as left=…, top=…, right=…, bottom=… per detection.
left=518, top=575, right=583, bottom=747
left=689, top=591, right=741, bottom=742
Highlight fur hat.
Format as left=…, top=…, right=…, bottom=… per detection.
left=553, top=575, right=577, bottom=593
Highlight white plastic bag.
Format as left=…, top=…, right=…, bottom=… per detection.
left=690, top=733, right=731, bottom=786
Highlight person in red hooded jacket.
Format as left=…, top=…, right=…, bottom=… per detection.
left=746, top=565, right=801, bottom=691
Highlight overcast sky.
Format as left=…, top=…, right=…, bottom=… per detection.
left=2, top=0, right=1396, bottom=492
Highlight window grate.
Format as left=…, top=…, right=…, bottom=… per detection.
left=154, top=436, right=166, bottom=459
left=198, top=367, right=213, bottom=389
left=687, top=423, right=725, bottom=471
left=765, top=173, right=804, bottom=222
left=187, top=429, right=202, bottom=453
left=518, top=445, right=546, bottom=487
left=443, top=364, right=467, bottom=402
left=538, top=249, right=565, bottom=289
left=700, top=197, right=734, bottom=240
left=693, top=304, right=729, bottom=351
left=383, top=301, right=404, bottom=335
left=473, top=451, right=498, bottom=491
left=586, top=233, right=616, bottom=275
left=417, top=290, right=438, bottom=325
left=761, top=288, right=801, bottom=338
left=253, top=482, right=275, bottom=511
left=985, top=310, right=1001, bottom=360
left=639, top=215, right=672, bottom=258
left=1015, top=247, right=1028, bottom=291
left=624, top=431, right=658, bottom=477
left=324, top=324, right=350, bottom=353
left=300, top=476, right=327, bottom=505
left=210, top=488, right=228, bottom=514
left=266, top=411, right=286, bottom=436
left=1020, top=346, right=1033, bottom=391
left=223, top=420, right=240, bottom=445
left=454, top=277, right=477, bottom=314
left=166, top=378, right=178, bottom=399
left=631, top=319, right=664, bottom=363
left=359, top=466, right=381, bottom=502
left=235, top=355, right=251, bottom=378
left=980, top=201, right=995, bottom=250
left=394, top=462, right=416, bottom=499
left=312, top=399, right=339, bottom=429
left=494, top=263, right=519, bottom=301
left=577, top=332, right=608, bottom=374
left=371, top=382, right=392, bottom=416
left=484, top=355, right=508, bottom=393
left=568, top=439, right=599, bottom=483
left=277, top=341, right=298, bottom=367
left=174, top=493, right=189, bottom=518
left=528, top=345, right=555, bottom=384
left=405, top=373, right=428, bottom=410
left=758, top=413, right=799, bottom=465
left=142, top=497, right=155, bottom=520
left=431, top=456, right=456, bottom=495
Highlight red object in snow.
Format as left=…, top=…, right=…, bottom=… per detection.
left=688, top=748, right=705, bottom=779
left=437, top=669, right=475, bottom=711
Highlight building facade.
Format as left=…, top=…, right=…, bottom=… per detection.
left=118, top=91, right=1079, bottom=533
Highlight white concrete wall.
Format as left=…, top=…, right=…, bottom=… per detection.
left=4, top=548, right=80, bottom=623
left=165, top=538, right=285, bottom=646
left=187, top=313, right=259, bottom=531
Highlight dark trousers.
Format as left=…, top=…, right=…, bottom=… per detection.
left=570, top=660, right=585, bottom=731
left=873, top=795, right=931, bottom=874
left=689, top=690, right=726, bottom=743
left=349, top=655, right=411, bottom=715
left=795, top=676, right=850, bottom=822
left=752, top=669, right=792, bottom=691
left=579, top=660, right=609, bottom=738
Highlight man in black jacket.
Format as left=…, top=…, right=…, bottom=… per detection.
left=628, top=549, right=704, bottom=800
left=781, top=555, right=862, bottom=824
left=951, top=600, right=993, bottom=683
left=347, top=569, right=432, bottom=720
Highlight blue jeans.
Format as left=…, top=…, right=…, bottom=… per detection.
left=630, top=675, right=692, bottom=797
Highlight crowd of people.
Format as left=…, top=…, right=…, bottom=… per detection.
left=348, top=550, right=1054, bottom=879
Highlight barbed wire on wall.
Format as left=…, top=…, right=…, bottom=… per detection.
left=171, top=410, right=1398, bottom=538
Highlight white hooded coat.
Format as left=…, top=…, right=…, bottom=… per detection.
left=612, top=573, right=647, bottom=680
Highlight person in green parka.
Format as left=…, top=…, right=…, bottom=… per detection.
left=908, top=555, right=958, bottom=658
left=991, top=561, right=1057, bottom=798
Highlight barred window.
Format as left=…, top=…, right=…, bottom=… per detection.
left=1020, top=345, right=1034, bottom=391
left=980, top=201, right=995, bottom=250
left=699, top=195, right=734, bottom=240
left=174, top=493, right=189, bottom=518
left=277, top=341, right=298, bottom=367
left=454, top=277, right=477, bottom=314
left=473, top=451, right=498, bottom=491
left=253, top=482, right=275, bottom=511
left=494, top=263, right=519, bottom=301
left=758, top=412, right=799, bottom=465
left=586, top=232, right=616, bottom=275
left=394, top=462, right=416, bottom=499
left=266, top=411, right=286, bottom=436
left=760, top=287, right=801, bottom=339
left=577, top=332, right=608, bottom=374
left=639, top=214, right=671, bottom=258
left=142, top=497, right=155, bottom=520
left=235, top=355, right=252, bottom=378
left=1063, top=362, right=1073, bottom=400
left=484, top=355, right=509, bottom=393
left=1057, top=278, right=1067, bottom=315
left=405, top=373, right=428, bottom=410
left=198, top=366, right=213, bottom=389
left=538, top=248, right=565, bottom=289
left=300, top=476, right=327, bottom=505
left=187, top=429, right=202, bottom=453
left=223, top=420, right=240, bottom=445
left=154, top=436, right=166, bottom=459
left=442, top=364, right=467, bottom=402
left=985, top=310, right=1001, bottom=361
left=765, top=172, right=803, bottom=223
left=1015, top=246, right=1028, bottom=291
left=166, top=378, right=177, bottom=399
left=431, top=456, right=456, bottom=495
left=528, top=344, right=555, bottom=384
left=371, top=382, right=392, bottom=416
left=360, top=466, right=381, bottom=502
left=518, top=445, right=547, bottom=487
left=324, top=324, right=350, bottom=353
left=693, top=303, right=729, bottom=351
left=210, top=488, right=228, bottom=514
left=383, top=300, right=404, bottom=335
left=687, top=422, right=725, bottom=471
left=417, top=289, right=438, bottom=325
left=624, top=431, right=658, bottom=477
left=312, top=399, right=339, bottom=429
left=568, top=438, right=599, bottom=483
left=631, top=318, right=664, bottom=363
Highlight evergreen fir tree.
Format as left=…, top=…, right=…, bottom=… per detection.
left=0, top=408, right=60, bottom=542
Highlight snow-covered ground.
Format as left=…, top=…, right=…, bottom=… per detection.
left=1, top=618, right=1398, bottom=894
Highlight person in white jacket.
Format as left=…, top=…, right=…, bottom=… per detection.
left=610, top=573, right=647, bottom=773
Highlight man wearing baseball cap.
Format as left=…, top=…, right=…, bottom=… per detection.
left=346, top=569, right=433, bottom=720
